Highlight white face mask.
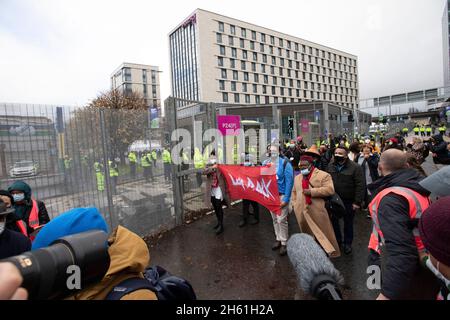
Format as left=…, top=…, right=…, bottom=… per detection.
left=0, top=221, right=5, bottom=235
left=426, top=257, right=450, bottom=289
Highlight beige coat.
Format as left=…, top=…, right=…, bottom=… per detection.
left=291, top=168, right=341, bottom=258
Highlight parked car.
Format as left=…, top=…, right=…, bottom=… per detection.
left=10, top=160, right=39, bottom=177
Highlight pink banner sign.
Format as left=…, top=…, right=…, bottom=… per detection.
left=300, top=119, right=309, bottom=133
left=217, top=115, right=241, bottom=136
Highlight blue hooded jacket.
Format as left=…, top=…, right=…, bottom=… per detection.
left=263, top=157, right=294, bottom=203
left=32, top=207, right=109, bottom=250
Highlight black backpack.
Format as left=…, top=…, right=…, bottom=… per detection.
left=105, top=265, right=196, bottom=300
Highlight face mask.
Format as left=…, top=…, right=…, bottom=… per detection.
left=0, top=221, right=4, bottom=235
left=270, top=152, right=278, bottom=159
left=426, top=257, right=450, bottom=289
left=334, top=155, right=345, bottom=163
left=13, top=193, right=25, bottom=202
left=289, top=144, right=295, bottom=148
left=209, top=158, right=217, bottom=165
left=301, top=168, right=311, bottom=176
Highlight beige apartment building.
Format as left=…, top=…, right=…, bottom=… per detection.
left=169, top=9, right=359, bottom=108
left=111, top=62, right=161, bottom=107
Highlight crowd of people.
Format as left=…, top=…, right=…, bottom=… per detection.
left=202, top=127, right=450, bottom=300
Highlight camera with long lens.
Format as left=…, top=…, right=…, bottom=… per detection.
left=0, top=230, right=110, bottom=300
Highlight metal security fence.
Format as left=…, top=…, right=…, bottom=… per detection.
left=0, top=103, right=177, bottom=237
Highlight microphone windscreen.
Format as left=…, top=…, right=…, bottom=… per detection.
left=287, top=233, right=344, bottom=294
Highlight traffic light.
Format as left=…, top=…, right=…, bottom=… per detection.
left=288, top=118, right=294, bottom=132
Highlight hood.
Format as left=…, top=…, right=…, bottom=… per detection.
left=368, top=168, right=430, bottom=196
left=432, top=134, right=444, bottom=143
left=8, top=180, right=32, bottom=200
left=32, top=207, right=109, bottom=250
left=70, top=225, right=150, bottom=300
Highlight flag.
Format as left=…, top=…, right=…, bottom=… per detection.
left=218, top=165, right=281, bottom=215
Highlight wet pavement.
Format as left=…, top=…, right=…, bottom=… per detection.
left=149, top=152, right=442, bottom=300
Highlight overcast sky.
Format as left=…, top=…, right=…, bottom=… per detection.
left=0, top=0, right=446, bottom=106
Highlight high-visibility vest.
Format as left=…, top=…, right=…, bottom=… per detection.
left=426, top=127, right=432, bottom=132
left=402, top=128, right=408, bottom=132
left=162, top=150, right=171, bottom=163
left=194, top=149, right=205, bottom=169
left=420, top=127, right=425, bottom=132
left=368, top=186, right=430, bottom=255
left=182, top=152, right=189, bottom=164
left=94, top=162, right=103, bottom=172
left=128, top=152, right=137, bottom=163
left=344, top=141, right=350, bottom=148
left=413, top=127, right=419, bottom=133
left=96, top=172, right=105, bottom=191
left=439, top=126, right=447, bottom=132
left=141, top=154, right=152, bottom=167
left=108, top=161, right=119, bottom=177
left=151, top=151, right=157, bottom=160
left=15, top=199, right=41, bottom=241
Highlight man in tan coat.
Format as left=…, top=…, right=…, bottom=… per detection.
left=291, top=154, right=341, bottom=258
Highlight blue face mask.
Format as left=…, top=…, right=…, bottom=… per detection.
left=301, top=168, right=311, bottom=176
left=12, top=193, right=25, bottom=202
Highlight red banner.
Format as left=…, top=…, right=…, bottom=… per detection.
left=218, top=165, right=281, bottom=215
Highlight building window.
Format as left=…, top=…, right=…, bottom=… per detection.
left=251, top=30, right=256, bottom=40
left=251, top=62, right=256, bottom=72
left=234, top=93, right=240, bottom=103
left=240, top=38, right=245, bottom=48
left=241, top=60, right=246, bottom=70
left=241, top=28, right=246, bottom=38
left=279, top=67, right=283, bottom=76
left=250, top=41, right=255, bottom=50
left=221, top=69, right=227, bottom=79
left=262, top=54, right=267, bottom=63
left=261, top=33, right=266, bottom=42
left=218, top=57, right=224, bottom=67
left=270, top=36, right=275, bottom=45
left=270, top=66, right=275, bottom=75
left=142, top=69, right=147, bottom=83
left=242, top=50, right=248, bottom=59
left=231, top=81, right=237, bottom=91
left=217, top=33, right=222, bottom=43
left=219, top=80, right=225, bottom=90
left=269, top=46, right=273, bottom=54
left=232, top=48, right=237, bottom=58
left=254, top=73, right=259, bottom=83
left=279, top=38, right=283, bottom=47
left=152, top=85, right=157, bottom=98
left=262, top=85, right=267, bottom=94
left=265, top=96, right=270, bottom=104
left=280, top=88, right=284, bottom=96
left=220, top=45, right=225, bottom=55
left=255, top=95, right=260, bottom=104
left=271, top=56, right=276, bottom=65
left=230, top=25, right=236, bottom=35
left=242, top=83, right=248, bottom=92
left=229, top=36, right=234, bottom=46
left=274, top=97, right=278, bottom=103
left=230, top=58, right=236, bottom=68
left=273, top=76, right=277, bottom=85
left=244, top=94, right=250, bottom=103
left=244, top=72, right=249, bottom=81
left=264, top=75, right=269, bottom=84
left=218, top=22, right=224, bottom=32
left=253, top=52, right=258, bottom=61
left=280, top=58, right=285, bottom=67
left=123, top=67, right=132, bottom=82
left=278, top=48, right=282, bottom=57
left=295, top=42, right=299, bottom=51
left=281, top=78, right=286, bottom=86
left=143, top=84, right=148, bottom=97
left=261, top=64, right=266, bottom=73
left=287, top=40, right=291, bottom=49
left=253, top=84, right=258, bottom=93
left=222, top=92, right=228, bottom=102
left=233, top=70, right=238, bottom=80
left=260, top=43, right=265, bottom=52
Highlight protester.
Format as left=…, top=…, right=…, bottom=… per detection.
left=429, top=134, right=450, bottom=165
left=419, top=196, right=450, bottom=300
left=284, top=140, right=301, bottom=175
left=0, top=262, right=28, bottom=300
left=327, top=146, right=364, bottom=255
left=406, top=153, right=427, bottom=177
left=356, top=144, right=379, bottom=209
left=366, top=149, right=439, bottom=300
left=0, top=200, right=31, bottom=259
left=318, top=144, right=333, bottom=171
left=408, top=137, right=427, bottom=165
left=291, top=155, right=340, bottom=258
left=382, top=137, right=403, bottom=152
left=32, top=207, right=158, bottom=300
left=348, top=142, right=361, bottom=162
left=296, top=136, right=307, bottom=151
left=239, top=154, right=260, bottom=227
left=0, top=190, right=13, bottom=208
left=203, top=151, right=228, bottom=235
left=7, top=181, right=50, bottom=240
left=263, top=144, right=294, bottom=256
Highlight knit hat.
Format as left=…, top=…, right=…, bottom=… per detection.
left=419, top=196, right=450, bottom=266
left=419, top=165, right=450, bottom=197
left=32, top=207, right=109, bottom=250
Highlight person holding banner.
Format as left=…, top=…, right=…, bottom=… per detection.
left=203, top=151, right=228, bottom=235
left=291, top=155, right=341, bottom=258
left=263, top=145, right=294, bottom=256
left=239, top=154, right=260, bottom=227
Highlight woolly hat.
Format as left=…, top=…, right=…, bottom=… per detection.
left=419, top=196, right=450, bottom=266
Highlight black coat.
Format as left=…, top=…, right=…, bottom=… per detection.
left=367, top=169, right=440, bottom=300
left=430, top=134, right=449, bottom=159
left=327, top=158, right=365, bottom=205
left=0, top=228, right=31, bottom=259
left=6, top=200, right=50, bottom=235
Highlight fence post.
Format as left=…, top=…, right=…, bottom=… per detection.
left=166, top=97, right=184, bottom=226
left=99, top=108, right=117, bottom=230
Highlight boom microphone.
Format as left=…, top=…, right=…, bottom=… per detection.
left=287, top=233, right=344, bottom=300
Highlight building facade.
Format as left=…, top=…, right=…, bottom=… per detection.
left=169, top=9, right=359, bottom=108
left=443, top=0, right=450, bottom=95
left=111, top=62, right=161, bottom=107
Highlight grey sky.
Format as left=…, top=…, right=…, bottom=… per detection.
left=0, top=0, right=446, bottom=106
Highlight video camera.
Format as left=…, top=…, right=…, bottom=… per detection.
left=0, top=230, right=110, bottom=300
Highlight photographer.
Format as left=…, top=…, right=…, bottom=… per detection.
left=31, top=207, right=157, bottom=300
